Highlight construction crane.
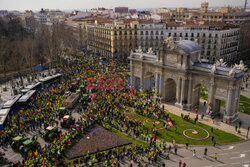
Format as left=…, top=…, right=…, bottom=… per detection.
left=244, top=0, right=248, bottom=10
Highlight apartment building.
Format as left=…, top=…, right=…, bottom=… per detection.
left=165, top=21, right=240, bottom=63
left=87, top=19, right=139, bottom=58
left=138, top=20, right=166, bottom=52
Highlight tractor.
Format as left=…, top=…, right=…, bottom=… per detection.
left=43, top=126, right=61, bottom=142
left=19, top=136, right=41, bottom=158
left=60, top=115, right=75, bottom=128
left=11, top=136, right=28, bottom=152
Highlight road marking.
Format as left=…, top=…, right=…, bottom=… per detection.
left=243, top=164, right=249, bottom=167
left=204, top=166, right=214, bottom=167
left=223, top=146, right=234, bottom=150
left=230, top=154, right=246, bottom=159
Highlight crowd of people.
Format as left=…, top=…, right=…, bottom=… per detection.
left=0, top=52, right=181, bottom=167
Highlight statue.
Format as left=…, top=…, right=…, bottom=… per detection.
left=147, top=48, right=154, bottom=54
left=211, top=63, right=217, bottom=74
left=229, top=66, right=236, bottom=76
left=234, top=60, right=246, bottom=71
left=198, top=53, right=201, bottom=63
left=215, top=59, right=227, bottom=67
left=136, top=46, right=142, bottom=53
left=194, top=38, right=198, bottom=43
left=164, top=37, right=177, bottom=50
left=130, top=50, right=133, bottom=57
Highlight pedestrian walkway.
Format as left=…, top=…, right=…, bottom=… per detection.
left=241, top=71, right=250, bottom=98
left=161, top=103, right=248, bottom=140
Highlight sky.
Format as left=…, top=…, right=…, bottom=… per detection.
left=0, top=0, right=248, bottom=11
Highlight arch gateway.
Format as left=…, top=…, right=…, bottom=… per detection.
left=129, top=38, right=244, bottom=121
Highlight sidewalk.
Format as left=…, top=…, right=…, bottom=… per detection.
left=161, top=103, right=248, bottom=140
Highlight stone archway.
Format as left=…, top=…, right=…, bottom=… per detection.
left=164, top=78, right=177, bottom=102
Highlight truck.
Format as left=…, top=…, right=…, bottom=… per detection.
left=11, top=136, right=28, bottom=152
left=60, top=115, right=75, bottom=128
left=43, top=126, right=61, bottom=142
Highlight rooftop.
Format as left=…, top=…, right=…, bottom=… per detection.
left=175, top=40, right=202, bottom=54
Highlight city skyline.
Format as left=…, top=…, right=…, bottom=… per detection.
left=0, top=0, right=248, bottom=11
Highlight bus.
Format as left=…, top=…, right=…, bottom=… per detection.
left=21, top=82, right=41, bottom=94
left=0, top=108, right=10, bottom=130
left=18, top=90, right=36, bottom=106
left=39, top=74, right=62, bottom=85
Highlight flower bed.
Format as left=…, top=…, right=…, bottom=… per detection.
left=65, top=125, right=131, bottom=160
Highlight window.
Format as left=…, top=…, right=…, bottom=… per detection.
left=169, top=33, right=171, bottom=36
left=141, top=31, right=143, bottom=35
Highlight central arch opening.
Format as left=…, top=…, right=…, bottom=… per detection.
left=164, top=78, right=176, bottom=102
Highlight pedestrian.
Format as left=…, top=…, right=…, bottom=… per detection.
left=211, top=135, right=214, bottom=141
left=247, top=127, right=249, bottom=139
left=239, top=121, right=242, bottom=128
left=215, top=153, right=218, bottom=160
left=179, top=160, right=182, bottom=167
left=211, top=127, right=213, bottom=133
left=204, top=101, right=206, bottom=106
left=193, top=149, right=196, bottom=157
left=174, top=146, right=177, bottom=155
left=235, top=125, right=238, bottom=132
left=213, top=140, right=216, bottom=147
left=182, top=162, right=186, bottom=167
left=201, top=114, right=204, bottom=119
left=238, top=128, right=241, bottom=134
left=204, top=147, right=207, bottom=157
left=168, top=145, right=172, bottom=152
left=186, top=142, right=189, bottom=150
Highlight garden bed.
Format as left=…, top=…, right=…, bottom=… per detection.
left=65, top=125, right=131, bottom=160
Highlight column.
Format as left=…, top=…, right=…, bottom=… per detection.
left=187, top=77, right=193, bottom=106
left=176, top=77, right=181, bottom=104
left=155, top=73, right=159, bottom=93
left=140, top=66, right=144, bottom=90
left=181, top=77, right=187, bottom=104
left=159, top=74, right=163, bottom=96
left=226, top=86, right=236, bottom=117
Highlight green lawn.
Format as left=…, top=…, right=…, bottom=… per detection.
left=125, top=111, right=244, bottom=145
left=239, top=95, right=250, bottom=115
left=156, top=113, right=244, bottom=145
left=108, top=126, right=150, bottom=148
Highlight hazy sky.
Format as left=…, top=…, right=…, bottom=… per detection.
left=0, top=0, right=247, bottom=11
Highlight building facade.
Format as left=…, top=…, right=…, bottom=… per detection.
left=139, top=20, right=166, bottom=52
left=165, top=21, right=240, bottom=64
left=87, top=19, right=139, bottom=58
